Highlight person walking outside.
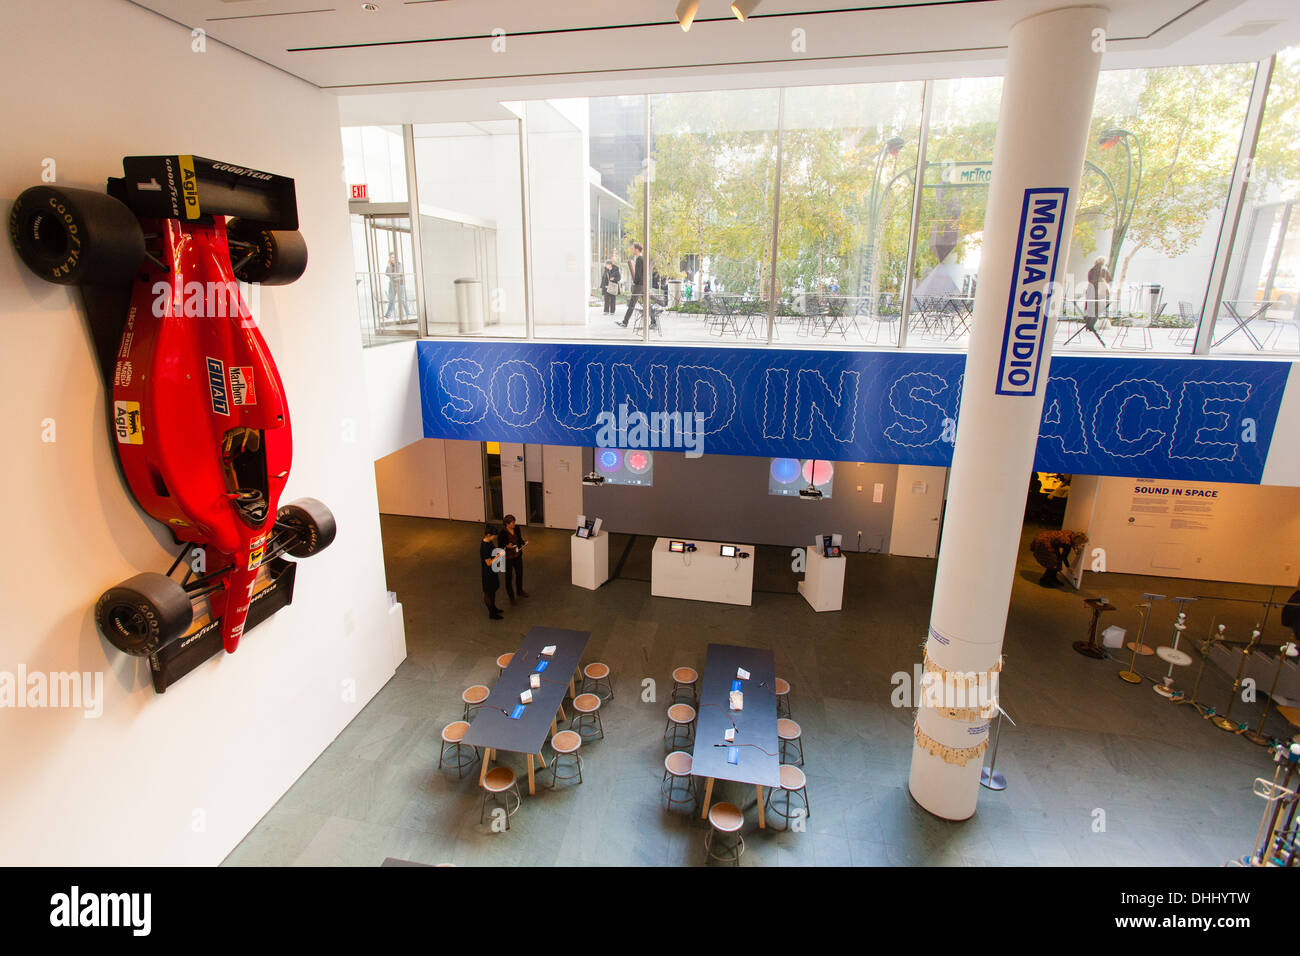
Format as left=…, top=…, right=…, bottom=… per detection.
left=480, top=525, right=503, bottom=619
left=601, top=256, right=620, bottom=315
left=497, top=514, right=529, bottom=603
left=1030, top=529, right=1089, bottom=588
left=1086, top=257, right=1111, bottom=321
left=384, top=252, right=408, bottom=320
left=619, top=242, right=657, bottom=329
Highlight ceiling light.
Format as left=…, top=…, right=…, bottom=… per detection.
left=676, top=0, right=699, bottom=31
left=731, top=0, right=761, bottom=20
left=360, top=2, right=378, bottom=10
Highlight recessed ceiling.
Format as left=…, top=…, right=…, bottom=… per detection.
left=131, top=0, right=1300, bottom=97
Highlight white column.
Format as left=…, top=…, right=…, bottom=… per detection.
left=908, top=6, right=1107, bottom=820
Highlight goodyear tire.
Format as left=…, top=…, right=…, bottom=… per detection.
left=276, top=497, right=337, bottom=557
left=9, top=186, right=145, bottom=285
left=94, top=572, right=194, bottom=657
left=226, top=219, right=308, bottom=286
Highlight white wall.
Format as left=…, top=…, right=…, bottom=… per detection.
left=375, top=439, right=450, bottom=518
left=526, top=102, right=591, bottom=325
left=1073, top=477, right=1300, bottom=586
left=413, top=129, right=525, bottom=328
left=0, top=0, right=402, bottom=865
left=363, top=340, right=425, bottom=460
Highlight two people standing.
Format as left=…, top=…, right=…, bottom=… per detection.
left=478, top=516, right=530, bottom=620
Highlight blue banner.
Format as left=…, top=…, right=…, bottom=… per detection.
left=417, top=340, right=1292, bottom=484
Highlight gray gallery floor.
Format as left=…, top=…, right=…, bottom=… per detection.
left=224, top=515, right=1296, bottom=867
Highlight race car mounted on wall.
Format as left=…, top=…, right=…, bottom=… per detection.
left=9, top=155, right=336, bottom=689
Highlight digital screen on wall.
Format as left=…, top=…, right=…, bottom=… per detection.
left=593, top=448, right=654, bottom=486
left=769, top=458, right=834, bottom=499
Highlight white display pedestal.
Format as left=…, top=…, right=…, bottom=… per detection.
left=570, top=533, right=609, bottom=591
left=798, top=550, right=845, bottom=612
left=650, top=537, right=754, bottom=606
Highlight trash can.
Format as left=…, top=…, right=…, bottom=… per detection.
left=1143, top=283, right=1163, bottom=320
left=454, top=278, right=483, bottom=334
left=667, top=279, right=682, bottom=309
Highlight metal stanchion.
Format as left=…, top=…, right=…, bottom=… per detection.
left=980, top=709, right=1008, bottom=792
left=1120, top=594, right=1164, bottom=684
left=1212, top=628, right=1261, bottom=733
left=1183, top=623, right=1225, bottom=709
left=1243, top=640, right=1300, bottom=747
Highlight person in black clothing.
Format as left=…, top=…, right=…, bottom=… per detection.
left=600, top=256, right=620, bottom=315
left=618, top=242, right=657, bottom=330
left=480, top=525, right=503, bottom=620
left=497, top=514, right=528, bottom=603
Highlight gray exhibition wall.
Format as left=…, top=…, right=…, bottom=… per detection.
left=580, top=450, right=899, bottom=551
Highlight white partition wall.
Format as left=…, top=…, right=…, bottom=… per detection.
left=375, top=439, right=450, bottom=518
left=500, top=442, right=529, bottom=522
left=890, top=466, right=948, bottom=558
left=444, top=440, right=487, bottom=522
left=542, top=445, right=584, bottom=529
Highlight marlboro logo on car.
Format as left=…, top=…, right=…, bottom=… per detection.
left=229, top=366, right=256, bottom=406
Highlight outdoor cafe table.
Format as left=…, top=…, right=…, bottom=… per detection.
left=941, top=295, right=974, bottom=341
left=692, top=643, right=782, bottom=829
left=464, top=625, right=589, bottom=795
left=1214, top=299, right=1276, bottom=350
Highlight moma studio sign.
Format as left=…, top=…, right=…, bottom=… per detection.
left=997, top=188, right=1068, bottom=397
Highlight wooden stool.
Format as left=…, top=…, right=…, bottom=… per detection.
left=480, top=767, right=521, bottom=828
left=496, top=652, right=514, bottom=675
left=661, top=751, right=696, bottom=813
left=462, top=684, right=489, bottom=721
left=764, top=764, right=810, bottom=829
left=437, top=720, right=479, bottom=779
left=548, top=730, right=583, bottom=789
left=671, top=666, right=699, bottom=706
left=582, top=662, right=614, bottom=701
left=571, top=693, right=605, bottom=741
left=774, top=677, right=792, bottom=717
left=777, top=718, right=804, bottom=766
left=705, top=802, right=745, bottom=865
left=664, top=703, right=697, bottom=750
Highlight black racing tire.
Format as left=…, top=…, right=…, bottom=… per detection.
left=226, top=219, right=308, bottom=286
left=276, top=497, right=337, bottom=558
left=8, top=186, right=145, bottom=285
left=94, top=572, right=194, bottom=657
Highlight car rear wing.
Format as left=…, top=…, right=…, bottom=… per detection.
left=109, top=155, right=299, bottom=230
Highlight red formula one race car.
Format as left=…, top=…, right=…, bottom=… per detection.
left=9, top=155, right=335, bottom=665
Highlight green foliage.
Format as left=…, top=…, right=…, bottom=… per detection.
left=1074, top=63, right=1260, bottom=290
left=614, top=64, right=1300, bottom=309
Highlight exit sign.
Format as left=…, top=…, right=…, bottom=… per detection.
left=350, top=183, right=368, bottom=200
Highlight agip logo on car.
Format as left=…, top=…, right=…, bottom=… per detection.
left=178, top=155, right=201, bottom=220
left=206, top=356, right=230, bottom=415
left=113, top=401, right=143, bottom=444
